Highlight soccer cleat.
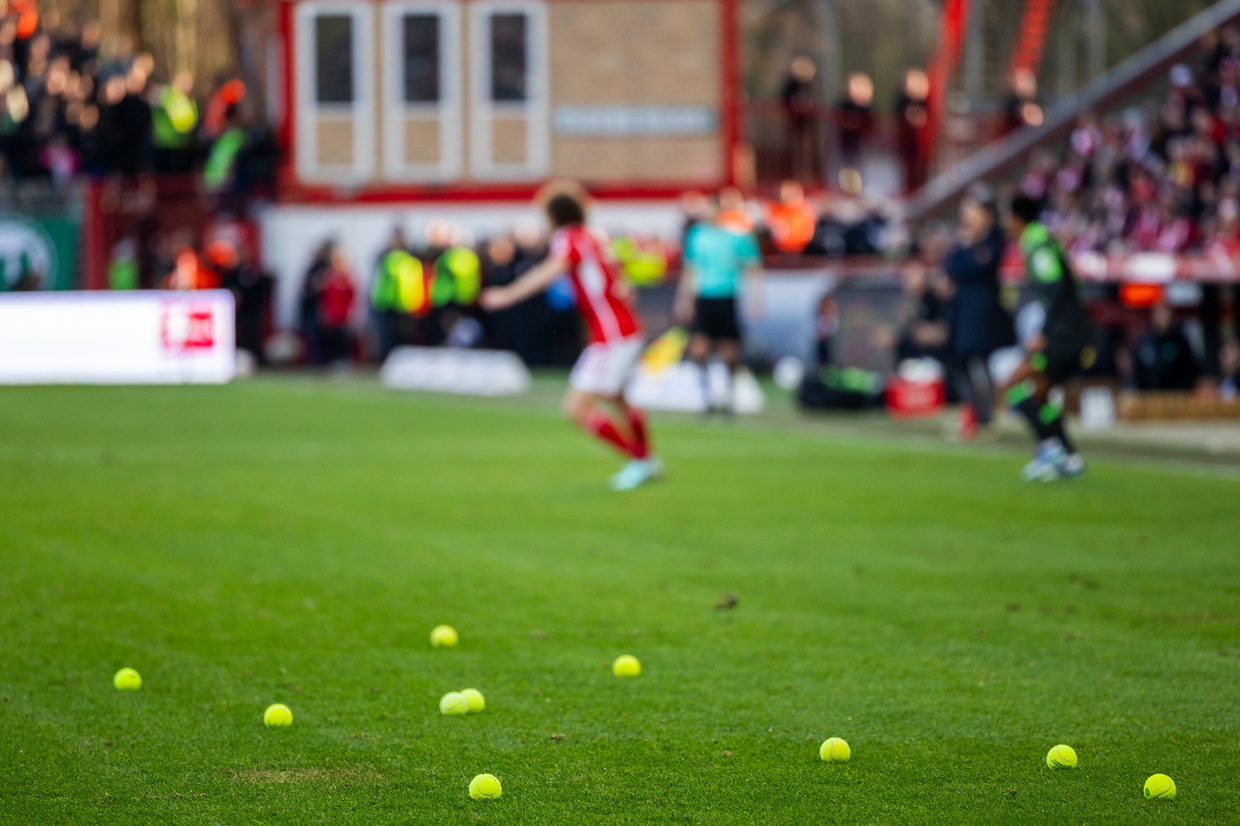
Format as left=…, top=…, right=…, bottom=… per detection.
left=1058, top=452, right=1086, bottom=479
left=1021, top=440, right=1066, bottom=483
left=609, top=458, right=663, bottom=491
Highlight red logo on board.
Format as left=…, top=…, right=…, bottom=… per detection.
left=161, top=304, right=215, bottom=352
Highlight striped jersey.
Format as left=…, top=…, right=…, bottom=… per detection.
left=550, top=225, right=642, bottom=344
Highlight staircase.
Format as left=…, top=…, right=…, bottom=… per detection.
left=906, top=0, right=1240, bottom=221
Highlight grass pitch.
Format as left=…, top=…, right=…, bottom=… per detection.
left=1, top=377, right=1238, bottom=824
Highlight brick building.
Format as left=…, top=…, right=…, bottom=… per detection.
left=258, top=0, right=739, bottom=328
left=276, top=0, right=739, bottom=194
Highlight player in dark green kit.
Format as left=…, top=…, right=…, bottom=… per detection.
left=1002, top=195, right=1095, bottom=482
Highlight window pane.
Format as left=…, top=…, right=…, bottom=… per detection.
left=490, top=13, right=526, bottom=102
left=315, top=15, right=354, bottom=104
left=403, top=15, right=440, bottom=103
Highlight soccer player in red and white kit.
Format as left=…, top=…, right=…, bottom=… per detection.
left=479, top=189, right=661, bottom=490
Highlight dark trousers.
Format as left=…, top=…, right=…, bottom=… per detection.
left=954, top=353, right=995, bottom=425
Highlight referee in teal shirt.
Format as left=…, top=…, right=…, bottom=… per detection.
left=675, top=198, right=764, bottom=411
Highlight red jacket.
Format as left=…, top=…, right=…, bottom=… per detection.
left=318, top=268, right=356, bottom=328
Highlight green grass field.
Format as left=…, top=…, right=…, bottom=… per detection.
left=2, top=377, right=1238, bottom=824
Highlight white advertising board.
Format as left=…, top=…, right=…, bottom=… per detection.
left=380, top=347, right=531, bottom=396
left=0, top=290, right=236, bottom=384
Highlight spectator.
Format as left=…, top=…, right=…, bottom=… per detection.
left=317, top=247, right=356, bottom=364
left=1132, top=302, right=1201, bottom=390
left=299, top=241, right=334, bottom=364
left=896, top=68, right=930, bottom=192
left=107, top=236, right=138, bottom=289
left=814, top=293, right=839, bottom=367
left=1219, top=338, right=1240, bottom=401
left=837, top=72, right=874, bottom=171
left=371, top=227, right=419, bottom=360
left=896, top=262, right=952, bottom=367
left=160, top=246, right=217, bottom=290
left=765, top=180, right=816, bottom=254
left=1004, top=68, right=1042, bottom=135
left=781, top=56, right=818, bottom=181
left=151, top=71, right=197, bottom=173
left=942, top=187, right=1013, bottom=432
left=214, top=238, right=273, bottom=362
left=679, top=190, right=710, bottom=251
left=715, top=186, right=755, bottom=235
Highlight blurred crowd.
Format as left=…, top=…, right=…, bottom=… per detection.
left=1025, top=40, right=1240, bottom=259
left=296, top=222, right=585, bottom=368
left=0, top=4, right=276, bottom=194
left=1007, top=36, right=1240, bottom=388
left=778, top=56, right=934, bottom=193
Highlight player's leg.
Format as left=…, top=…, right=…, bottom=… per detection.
left=716, top=337, right=741, bottom=412
left=685, top=331, right=713, bottom=410
left=563, top=386, right=637, bottom=457
left=566, top=343, right=638, bottom=456
left=1003, top=357, right=1064, bottom=481
left=599, top=337, right=662, bottom=490
left=1036, top=348, right=1086, bottom=477
left=607, top=395, right=663, bottom=490
left=615, top=396, right=651, bottom=460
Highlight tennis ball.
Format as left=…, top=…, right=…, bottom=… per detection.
left=113, top=667, right=142, bottom=691
left=1046, top=744, right=1077, bottom=769
left=469, top=773, right=502, bottom=800
left=430, top=624, right=459, bottom=648
left=1144, top=773, right=1176, bottom=800
left=461, top=688, right=485, bottom=713
left=440, top=691, right=470, bottom=715
left=819, top=737, right=851, bottom=762
left=263, top=703, right=293, bottom=727
left=612, top=655, right=641, bottom=677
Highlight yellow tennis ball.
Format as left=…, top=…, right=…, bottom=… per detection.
left=461, top=688, right=485, bottom=713
left=1046, top=744, right=1077, bottom=769
left=263, top=703, right=293, bottom=727
left=113, top=667, right=142, bottom=691
left=612, top=655, right=641, bottom=677
left=430, top=624, right=459, bottom=648
left=819, top=737, right=851, bottom=762
left=469, top=773, right=502, bottom=800
left=440, top=691, right=470, bottom=715
left=1144, top=773, right=1176, bottom=800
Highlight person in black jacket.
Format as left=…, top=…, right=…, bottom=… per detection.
left=943, top=187, right=1014, bottom=433
left=1132, top=302, right=1200, bottom=390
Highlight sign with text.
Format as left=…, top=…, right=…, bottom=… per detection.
left=0, top=290, right=235, bottom=384
left=553, top=106, right=718, bottom=137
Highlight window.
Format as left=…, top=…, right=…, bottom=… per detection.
left=468, top=0, right=547, bottom=179
left=382, top=1, right=462, bottom=182
left=490, top=13, right=527, bottom=102
left=315, top=15, right=353, bottom=104
left=296, top=2, right=375, bottom=183
left=403, top=15, right=440, bottom=103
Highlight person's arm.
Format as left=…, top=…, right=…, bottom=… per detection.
left=739, top=233, right=764, bottom=317
left=742, top=262, right=764, bottom=318
left=674, top=262, right=697, bottom=324
left=478, top=253, right=568, bottom=311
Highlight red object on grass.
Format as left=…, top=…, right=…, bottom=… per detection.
left=885, top=377, right=946, bottom=418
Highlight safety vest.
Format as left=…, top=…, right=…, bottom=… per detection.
left=374, top=250, right=426, bottom=315
left=204, top=128, right=245, bottom=190
left=152, top=86, right=198, bottom=149
left=611, top=237, right=667, bottom=286
left=431, top=247, right=481, bottom=306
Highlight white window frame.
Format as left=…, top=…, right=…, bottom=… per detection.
left=468, top=0, right=548, bottom=180
left=381, top=1, right=462, bottom=182
left=295, top=0, right=376, bottom=184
